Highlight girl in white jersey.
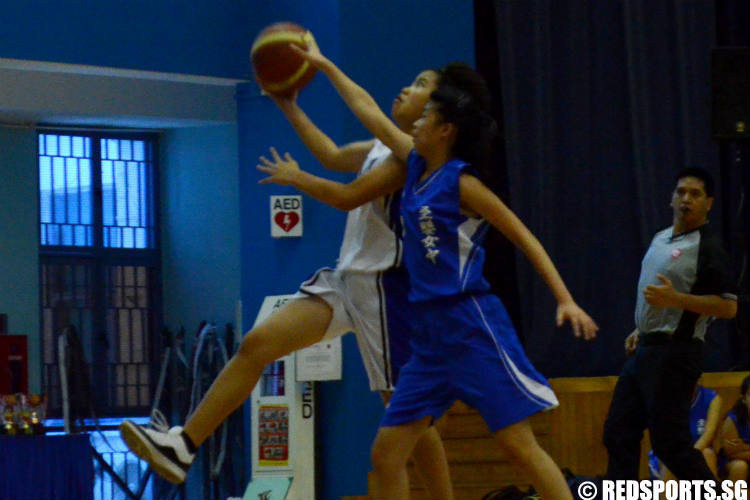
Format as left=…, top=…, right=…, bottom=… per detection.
left=259, top=42, right=599, bottom=500
left=119, top=69, right=454, bottom=498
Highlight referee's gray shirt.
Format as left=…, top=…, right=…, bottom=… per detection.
left=635, top=224, right=737, bottom=341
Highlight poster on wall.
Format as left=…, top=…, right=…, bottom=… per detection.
left=258, top=404, right=290, bottom=467
left=296, top=337, right=342, bottom=381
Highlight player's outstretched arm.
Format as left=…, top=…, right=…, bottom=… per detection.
left=270, top=92, right=373, bottom=173
left=458, top=174, right=599, bottom=340
left=289, top=40, right=413, bottom=163
left=257, top=147, right=406, bottom=211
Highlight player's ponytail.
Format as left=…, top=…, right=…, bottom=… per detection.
left=430, top=63, right=497, bottom=183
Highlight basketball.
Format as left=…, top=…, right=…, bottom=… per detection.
left=251, top=22, right=317, bottom=97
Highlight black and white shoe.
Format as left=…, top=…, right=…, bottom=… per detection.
left=119, top=420, right=194, bottom=484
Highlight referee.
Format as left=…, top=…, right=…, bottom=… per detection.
left=603, top=167, right=738, bottom=481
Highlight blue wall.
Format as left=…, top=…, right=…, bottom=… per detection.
left=160, top=125, right=240, bottom=336
left=0, top=0, right=254, bottom=78
left=0, top=127, right=40, bottom=391
left=337, top=1, right=478, bottom=143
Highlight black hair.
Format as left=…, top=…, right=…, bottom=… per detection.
left=730, top=375, right=750, bottom=431
left=435, top=62, right=492, bottom=110
left=676, top=166, right=715, bottom=198
left=430, top=62, right=498, bottom=183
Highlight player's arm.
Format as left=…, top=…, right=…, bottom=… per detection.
left=720, top=416, right=750, bottom=461
left=642, top=279, right=737, bottom=319
left=458, top=174, right=599, bottom=340
left=271, top=94, right=373, bottom=173
left=289, top=39, right=413, bottom=162
left=694, top=394, right=723, bottom=450
left=258, top=148, right=406, bottom=211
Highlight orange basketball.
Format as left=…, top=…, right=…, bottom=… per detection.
left=251, top=22, right=317, bottom=97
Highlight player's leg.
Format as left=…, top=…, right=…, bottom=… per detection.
left=455, top=294, right=568, bottom=499
left=726, top=459, right=749, bottom=482
left=494, top=419, right=573, bottom=500
left=183, top=296, right=332, bottom=445
left=371, top=327, right=455, bottom=500
left=370, top=417, right=432, bottom=499
left=369, top=267, right=453, bottom=499
left=380, top=392, right=453, bottom=499
left=120, top=296, right=332, bottom=483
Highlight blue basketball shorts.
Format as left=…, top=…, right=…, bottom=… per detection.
left=381, top=293, right=558, bottom=432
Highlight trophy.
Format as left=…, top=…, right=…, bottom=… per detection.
left=17, top=393, right=33, bottom=435
left=2, top=394, right=17, bottom=435
left=28, top=394, right=47, bottom=435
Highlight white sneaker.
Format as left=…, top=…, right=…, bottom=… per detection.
left=119, top=420, right=194, bottom=484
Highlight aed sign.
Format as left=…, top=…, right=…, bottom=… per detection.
left=270, top=195, right=303, bottom=238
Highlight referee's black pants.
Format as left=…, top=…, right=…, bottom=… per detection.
left=602, top=336, right=716, bottom=481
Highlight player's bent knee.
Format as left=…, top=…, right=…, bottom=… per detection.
left=236, top=328, right=281, bottom=365
left=494, top=425, right=538, bottom=464
left=371, top=434, right=407, bottom=471
left=730, top=460, right=749, bottom=477
left=371, top=443, right=397, bottom=471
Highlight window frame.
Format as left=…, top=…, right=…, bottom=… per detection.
left=38, top=129, right=163, bottom=418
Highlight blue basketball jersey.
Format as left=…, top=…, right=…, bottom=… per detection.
left=383, top=151, right=558, bottom=431
left=401, top=151, right=490, bottom=302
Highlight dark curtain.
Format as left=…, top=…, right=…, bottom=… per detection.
left=478, top=0, right=742, bottom=376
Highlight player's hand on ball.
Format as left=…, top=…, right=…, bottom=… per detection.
left=268, top=90, right=299, bottom=111
left=289, top=33, right=326, bottom=67
left=257, top=147, right=300, bottom=186
left=251, top=22, right=317, bottom=97
left=556, top=301, right=599, bottom=340
left=270, top=90, right=298, bottom=104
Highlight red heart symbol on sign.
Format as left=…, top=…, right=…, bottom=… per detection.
left=274, top=211, right=300, bottom=232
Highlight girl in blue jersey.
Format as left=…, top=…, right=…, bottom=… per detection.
left=260, top=41, right=598, bottom=500
left=719, top=375, right=750, bottom=482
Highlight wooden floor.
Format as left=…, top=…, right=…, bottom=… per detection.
left=347, top=371, right=749, bottom=500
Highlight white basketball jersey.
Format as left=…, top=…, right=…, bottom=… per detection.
left=336, top=140, right=402, bottom=272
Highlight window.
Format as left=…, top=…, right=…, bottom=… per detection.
left=39, top=131, right=161, bottom=417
